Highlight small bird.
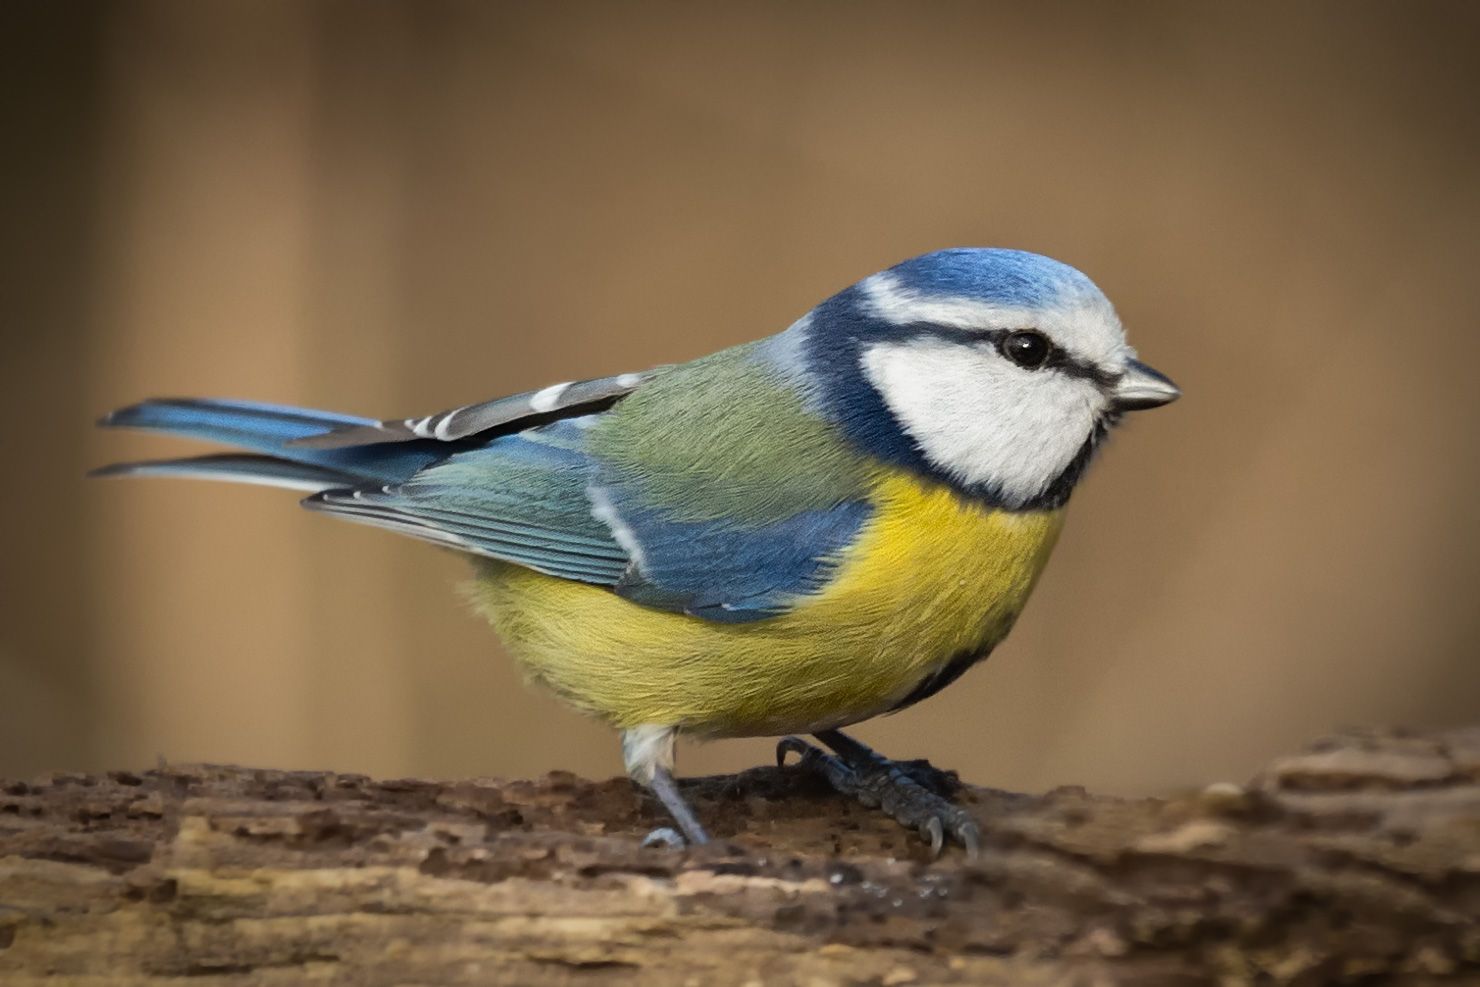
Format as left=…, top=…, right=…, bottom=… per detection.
left=96, top=248, right=1178, bottom=854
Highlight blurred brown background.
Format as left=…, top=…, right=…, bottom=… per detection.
left=3, top=1, right=1477, bottom=794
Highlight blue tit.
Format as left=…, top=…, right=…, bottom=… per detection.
left=96, top=247, right=1179, bottom=854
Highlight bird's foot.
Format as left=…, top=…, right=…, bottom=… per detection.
left=640, top=826, right=687, bottom=850
left=777, top=730, right=980, bottom=859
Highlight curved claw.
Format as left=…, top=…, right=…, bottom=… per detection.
left=790, top=730, right=982, bottom=858
left=641, top=826, right=686, bottom=850
left=921, top=816, right=945, bottom=858
left=958, top=820, right=982, bottom=861
left=776, top=735, right=814, bottom=767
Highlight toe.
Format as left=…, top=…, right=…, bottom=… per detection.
left=641, top=826, right=686, bottom=850
left=920, top=816, right=945, bottom=857
left=957, top=820, right=982, bottom=861
left=775, top=735, right=815, bottom=767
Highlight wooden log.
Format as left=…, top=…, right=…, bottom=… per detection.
left=1, top=726, right=1476, bottom=985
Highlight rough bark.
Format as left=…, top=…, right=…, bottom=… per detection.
left=1, top=726, right=1476, bottom=985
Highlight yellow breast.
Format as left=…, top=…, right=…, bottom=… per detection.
left=468, top=471, right=1064, bottom=738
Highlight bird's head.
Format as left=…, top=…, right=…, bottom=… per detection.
left=784, top=248, right=1179, bottom=510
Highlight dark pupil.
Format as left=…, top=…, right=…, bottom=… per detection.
left=1004, top=330, right=1050, bottom=369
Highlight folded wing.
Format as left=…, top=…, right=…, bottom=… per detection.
left=101, top=350, right=874, bottom=624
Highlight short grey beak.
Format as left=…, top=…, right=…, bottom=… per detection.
left=1112, top=359, right=1181, bottom=411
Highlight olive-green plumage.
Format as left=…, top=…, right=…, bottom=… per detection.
left=586, top=343, right=869, bottom=523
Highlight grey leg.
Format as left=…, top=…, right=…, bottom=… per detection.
left=777, top=729, right=981, bottom=858
left=644, top=766, right=710, bottom=848
left=624, top=724, right=709, bottom=849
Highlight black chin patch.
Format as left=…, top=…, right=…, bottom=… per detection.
left=1018, top=414, right=1116, bottom=512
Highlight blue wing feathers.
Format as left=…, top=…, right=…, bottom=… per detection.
left=302, top=431, right=633, bottom=584
left=97, top=393, right=872, bottom=621
left=601, top=490, right=871, bottom=622
left=396, top=504, right=626, bottom=556
left=306, top=488, right=628, bottom=584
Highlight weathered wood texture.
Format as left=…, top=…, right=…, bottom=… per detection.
left=1, top=726, right=1476, bottom=985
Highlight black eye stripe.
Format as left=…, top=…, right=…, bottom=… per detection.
left=1052, top=356, right=1119, bottom=387
left=983, top=329, right=1117, bottom=385
left=886, top=323, right=1119, bottom=387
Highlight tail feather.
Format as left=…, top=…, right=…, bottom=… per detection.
left=96, top=397, right=449, bottom=486
left=90, top=453, right=360, bottom=493
left=99, top=398, right=374, bottom=451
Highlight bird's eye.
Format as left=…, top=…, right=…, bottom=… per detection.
left=1000, top=330, right=1051, bottom=370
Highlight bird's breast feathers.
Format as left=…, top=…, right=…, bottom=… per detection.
left=470, top=469, right=1064, bottom=738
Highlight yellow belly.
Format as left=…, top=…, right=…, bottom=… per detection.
left=467, top=471, right=1064, bottom=738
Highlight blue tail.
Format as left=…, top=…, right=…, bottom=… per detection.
left=95, top=398, right=447, bottom=489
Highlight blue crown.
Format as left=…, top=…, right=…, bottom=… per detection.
left=882, top=248, right=1103, bottom=310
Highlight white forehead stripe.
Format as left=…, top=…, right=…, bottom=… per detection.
left=857, top=272, right=1131, bottom=371
left=859, top=272, right=1038, bottom=331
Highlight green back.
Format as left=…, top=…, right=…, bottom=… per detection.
left=586, top=342, right=871, bottom=524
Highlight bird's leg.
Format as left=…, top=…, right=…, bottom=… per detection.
left=623, top=724, right=710, bottom=849
left=777, top=729, right=980, bottom=858
left=643, top=766, right=710, bottom=848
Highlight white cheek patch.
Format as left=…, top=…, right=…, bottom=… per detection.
left=861, top=338, right=1106, bottom=507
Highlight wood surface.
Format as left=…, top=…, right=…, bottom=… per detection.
left=2, top=726, right=1476, bottom=985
